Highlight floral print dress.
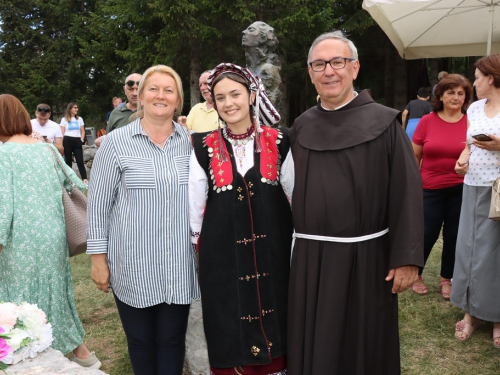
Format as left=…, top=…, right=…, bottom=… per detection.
left=0, top=142, right=85, bottom=354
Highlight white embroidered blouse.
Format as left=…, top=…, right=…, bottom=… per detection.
left=189, top=138, right=294, bottom=244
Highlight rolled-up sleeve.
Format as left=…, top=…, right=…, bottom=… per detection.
left=86, top=136, right=121, bottom=254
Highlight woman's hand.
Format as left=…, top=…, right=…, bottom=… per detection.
left=455, top=144, right=471, bottom=175
left=472, top=134, right=500, bottom=151
left=91, top=254, right=110, bottom=293
left=455, top=160, right=469, bottom=175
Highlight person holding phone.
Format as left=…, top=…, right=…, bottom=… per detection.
left=411, top=74, right=472, bottom=299
left=472, top=133, right=493, bottom=141
left=453, top=54, right=500, bottom=346
left=60, top=102, right=87, bottom=185
left=30, top=104, right=64, bottom=154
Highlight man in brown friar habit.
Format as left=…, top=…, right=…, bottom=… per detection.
left=286, top=31, right=424, bottom=375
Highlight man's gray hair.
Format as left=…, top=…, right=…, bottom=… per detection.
left=307, top=31, right=358, bottom=65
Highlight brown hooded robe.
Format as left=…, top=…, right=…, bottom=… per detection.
left=287, top=90, right=424, bottom=375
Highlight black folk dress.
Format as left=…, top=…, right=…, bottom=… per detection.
left=193, top=127, right=293, bottom=369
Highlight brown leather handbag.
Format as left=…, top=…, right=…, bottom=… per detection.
left=48, top=146, right=87, bottom=256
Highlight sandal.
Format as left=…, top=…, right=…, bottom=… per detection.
left=455, top=319, right=481, bottom=341
left=493, top=327, right=500, bottom=348
left=411, top=275, right=428, bottom=295
left=439, top=279, right=452, bottom=300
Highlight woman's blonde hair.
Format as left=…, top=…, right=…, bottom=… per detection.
left=135, top=65, right=184, bottom=120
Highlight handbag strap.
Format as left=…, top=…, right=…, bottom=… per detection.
left=46, top=145, right=77, bottom=191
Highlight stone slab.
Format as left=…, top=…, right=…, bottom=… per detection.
left=5, top=348, right=108, bottom=375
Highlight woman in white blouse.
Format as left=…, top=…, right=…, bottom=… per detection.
left=60, top=103, right=87, bottom=185
left=454, top=54, right=500, bottom=347
left=189, top=63, right=293, bottom=375
left=87, top=65, right=199, bottom=375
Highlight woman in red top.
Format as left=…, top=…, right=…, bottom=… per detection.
left=411, top=74, right=472, bottom=299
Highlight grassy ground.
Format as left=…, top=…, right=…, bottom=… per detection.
left=70, top=238, right=500, bottom=374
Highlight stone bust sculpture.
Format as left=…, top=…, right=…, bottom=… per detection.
left=242, top=21, right=285, bottom=124
left=242, top=21, right=281, bottom=72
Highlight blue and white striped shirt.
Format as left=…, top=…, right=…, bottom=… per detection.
left=87, top=119, right=200, bottom=308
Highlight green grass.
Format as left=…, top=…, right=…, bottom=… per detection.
left=71, top=238, right=500, bottom=374
left=70, top=255, right=132, bottom=374
left=399, top=237, right=500, bottom=375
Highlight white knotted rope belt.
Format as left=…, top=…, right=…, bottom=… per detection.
left=291, top=228, right=389, bottom=262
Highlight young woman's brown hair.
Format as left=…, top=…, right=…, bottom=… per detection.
left=64, top=102, right=79, bottom=122
left=475, top=54, right=500, bottom=88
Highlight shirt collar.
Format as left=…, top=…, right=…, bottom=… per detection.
left=130, top=118, right=183, bottom=138
left=320, top=91, right=358, bottom=111
left=121, top=101, right=137, bottom=112
left=203, top=102, right=215, bottom=113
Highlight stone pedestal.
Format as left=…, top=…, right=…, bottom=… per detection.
left=183, top=299, right=210, bottom=375
left=5, top=348, right=108, bottom=375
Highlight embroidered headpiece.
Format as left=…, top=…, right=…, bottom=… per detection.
left=207, top=63, right=281, bottom=127
left=207, top=63, right=280, bottom=160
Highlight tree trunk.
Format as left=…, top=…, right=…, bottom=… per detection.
left=189, top=38, right=201, bottom=110
left=468, top=57, right=478, bottom=100
left=384, top=40, right=395, bottom=108
left=407, top=59, right=430, bottom=100
left=393, top=54, right=407, bottom=111
left=467, top=57, right=477, bottom=81
left=429, top=59, right=439, bottom=87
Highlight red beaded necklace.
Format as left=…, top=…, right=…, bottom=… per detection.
left=224, top=124, right=255, bottom=141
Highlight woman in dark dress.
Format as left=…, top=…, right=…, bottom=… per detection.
left=188, top=63, right=293, bottom=375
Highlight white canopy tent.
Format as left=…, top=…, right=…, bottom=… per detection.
left=362, top=0, right=500, bottom=59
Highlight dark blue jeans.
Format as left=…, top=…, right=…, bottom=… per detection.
left=420, top=184, right=463, bottom=279
left=114, top=294, right=190, bottom=375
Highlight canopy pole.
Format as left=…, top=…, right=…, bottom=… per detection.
left=488, top=4, right=494, bottom=55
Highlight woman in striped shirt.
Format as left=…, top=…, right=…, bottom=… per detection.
left=87, top=65, right=199, bottom=375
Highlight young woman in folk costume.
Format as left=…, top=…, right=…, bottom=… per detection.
left=189, top=63, right=294, bottom=375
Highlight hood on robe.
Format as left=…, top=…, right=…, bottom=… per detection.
left=292, top=90, right=401, bottom=151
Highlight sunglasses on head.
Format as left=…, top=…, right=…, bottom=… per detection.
left=125, top=80, right=140, bottom=88
left=37, top=107, right=51, bottom=113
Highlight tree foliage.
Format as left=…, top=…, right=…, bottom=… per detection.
left=0, top=0, right=393, bottom=126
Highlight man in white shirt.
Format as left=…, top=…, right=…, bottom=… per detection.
left=30, top=104, right=64, bottom=154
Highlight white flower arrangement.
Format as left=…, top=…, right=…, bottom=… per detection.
left=0, top=302, right=53, bottom=365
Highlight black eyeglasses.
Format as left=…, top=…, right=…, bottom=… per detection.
left=309, top=57, right=356, bottom=72
left=125, top=80, right=140, bottom=88
left=37, top=107, right=51, bottom=113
